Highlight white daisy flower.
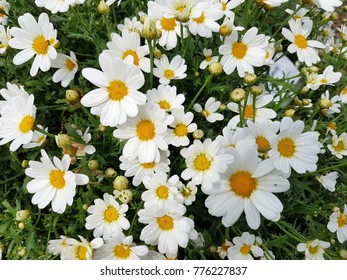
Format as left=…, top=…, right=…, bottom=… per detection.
left=340, top=87, right=347, bottom=104
left=327, top=205, right=347, bottom=244
left=328, top=132, right=347, bottom=159
left=142, top=173, right=183, bottom=208
left=94, top=234, right=148, bottom=260
left=180, top=138, right=234, bottom=191
left=0, top=82, right=29, bottom=112
left=153, top=54, right=187, bottom=85
left=193, top=97, right=224, bottom=123
left=119, top=151, right=170, bottom=187
left=199, top=48, right=218, bottom=70
left=216, top=126, right=250, bottom=149
left=281, top=19, right=325, bottom=66
left=268, top=117, right=321, bottom=176
left=264, top=41, right=275, bottom=65
left=81, top=53, right=146, bottom=127
left=218, top=0, right=244, bottom=18
left=339, top=24, right=347, bottom=42
left=317, top=65, right=342, bottom=87
left=297, top=239, right=330, bottom=260
left=117, top=16, right=143, bottom=33
left=205, top=141, right=289, bottom=229
left=51, top=51, right=78, bottom=88
left=257, top=0, right=288, bottom=8
left=85, top=193, right=130, bottom=239
left=138, top=202, right=198, bottom=255
left=217, top=239, right=233, bottom=259
left=113, top=103, right=174, bottom=163
left=316, top=172, right=339, bottom=192
left=147, top=85, right=185, bottom=112
left=219, top=14, right=245, bottom=37
left=311, top=0, right=342, bottom=12
left=219, top=27, right=268, bottom=77
left=167, top=109, right=197, bottom=147
left=227, top=232, right=263, bottom=260
left=285, top=5, right=310, bottom=23
left=25, top=149, right=89, bottom=213
left=0, top=95, right=36, bottom=151
left=178, top=181, right=198, bottom=206
left=164, top=0, right=198, bottom=23
left=48, top=235, right=69, bottom=256
left=0, top=0, right=9, bottom=25
left=188, top=1, right=223, bottom=38
left=0, top=25, right=11, bottom=54
left=61, top=236, right=103, bottom=260
left=22, top=124, right=47, bottom=149
left=103, top=30, right=150, bottom=73
left=320, top=90, right=341, bottom=116
left=35, top=0, right=75, bottom=13
left=9, top=13, right=58, bottom=76
left=305, top=72, right=320, bottom=90
left=227, top=93, right=276, bottom=129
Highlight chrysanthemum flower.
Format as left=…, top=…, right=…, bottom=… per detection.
left=113, top=103, right=173, bottom=163
left=256, top=0, right=288, bottom=8
left=178, top=181, right=198, bottom=206
left=199, top=48, right=218, bottom=70
left=268, top=117, right=321, bottom=176
left=311, top=0, right=342, bottom=12
left=25, top=149, right=89, bottom=213
left=193, top=97, right=224, bottom=123
left=0, top=0, right=9, bottom=25
left=48, top=235, right=69, bottom=256
left=51, top=51, right=78, bottom=88
left=0, top=82, right=29, bottom=112
left=327, top=205, right=347, bottom=244
left=217, top=239, right=233, bottom=259
left=117, top=16, right=143, bottom=33
left=164, top=0, right=198, bottom=22
left=153, top=54, right=187, bottom=85
left=0, top=25, right=11, bottom=54
left=61, top=235, right=103, bottom=260
left=297, top=239, right=330, bottom=260
left=0, top=95, right=36, bottom=151
left=216, top=126, right=253, bottom=150
left=35, top=0, right=75, bottom=13
left=320, top=90, right=341, bottom=116
left=94, top=234, right=148, bottom=260
left=227, top=232, right=263, bottom=260
left=205, top=141, right=289, bottom=229
left=81, top=53, right=146, bottom=127
left=340, top=87, right=347, bottom=104
left=147, top=85, right=185, bottom=113
left=9, top=13, right=58, bottom=76
left=22, top=124, right=47, bottom=149
left=328, top=132, right=347, bottom=159
left=219, top=27, right=268, bottom=77
left=85, top=193, right=130, bottom=239
left=138, top=202, right=198, bottom=255
left=316, top=172, right=339, bottom=192
left=285, top=5, right=310, bottom=23
left=218, top=0, right=244, bottom=18
left=180, top=138, right=234, bottom=191
left=264, top=41, right=275, bottom=65
left=281, top=19, right=325, bottom=66
left=316, top=65, right=342, bottom=87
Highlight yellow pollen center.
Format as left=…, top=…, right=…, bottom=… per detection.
left=32, top=35, right=49, bottom=55
left=294, top=35, right=308, bottom=49
left=342, top=88, right=347, bottom=96
left=158, top=100, right=171, bottom=110
left=256, top=136, right=270, bottom=150
left=65, top=59, right=76, bottom=71
left=49, top=170, right=66, bottom=189
left=77, top=246, right=88, bottom=260
left=181, top=187, right=192, bottom=198
left=333, top=140, right=344, bottom=152
left=222, top=2, right=227, bottom=11
left=164, top=69, right=175, bottom=79
left=141, top=162, right=156, bottom=169
left=156, top=185, right=169, bottom=199
left=308, top=245, right=319, bottom=255
left=265, top=51, right=270, bottom=59
left=157, top=215, right=174, bottom=230
left=293, top=15, right=301, bottom=21
left=113, top=244, right=131, bottom=259
left=202, top=110, right=210, bottom=117
left=104, top=206, right=120, bottom=223
left=320, top=78, right=328, bottom=84
left=232, top=42, right=248, bottom=59
left=136, top=120, right=156, bottom=141
left=194, top=153, right=211, bottom=171
left=107, top=80, right=128, bottom=101
left=337, top=214, right=347, bottom=228
left=278, top=138, right=296, bottom=157
left=205, top=55, right=212, bottom=62
left=244, top=105, right=254, bottom=119
left=230, top=171, right=257, bottom=198
left=122, top=49, right=140, bottom=66
left=193, top=12, right=205, bottom=24
left=176, top=5, right=186, bottom=14
left=240, top=244, right=252, bottom=255
left=19, top=115, right=35, bottom=133
left=174, top=123, right=188, bottom=137
left=161, top=17, right=176, bottom=31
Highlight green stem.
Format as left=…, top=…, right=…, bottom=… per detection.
left=252, top=93, right=256, bottom=122
left=147, top=39, right=154, bottom=89
left=35, top=126, right=56, bottom=138
left=259, top=74, right=302, bottom=82
left=302, top=161, right=347, bottom=177
left=186, top=74, right=213, bottom=111
left=104, top=15, right=112, bottom=41
left=0, top=173, right=24, bottom=184
left=275, top=221, right=305, bottom=243
left=182, top=32, right=191, bottom=58
left=78, top=102, right=99, bottom=125
left=238, top=102, right=244, bottom=127
left=128, top=201, right=144, bottom=234
left=180, top=22, right=185, bottom=50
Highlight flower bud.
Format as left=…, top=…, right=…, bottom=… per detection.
left=230, top=88, right=246, bottom=102
left=302, top=99, right=310, bottom=106
left=18, top=247, right=26, bottom=257
left=284, top=109, right=295, bottom=117
left=193, top=129, right=204, bottom=140
left=300, top=86, right=309, bottom=94
left=66, top=89, right=81, bottom=105
left=18, top=222, right=25, bottom=230
left=154, top=48, right=162, bottom=59
left=309, top=66, right=319, bottom=73
left=98, top=124, right=106, bottom=132
left=113, top=175, right=129, bottom=190
left=333, top=206, right=340, bottom=212
left=340, top=249, right=347, bottom=260
left=251, top=85, right=263, bottom=96
left=105, top=167, right=117, bottom=178
left=98, top=0, right=110, bottom=15
left=118, top=189, right=134, bottom=204
left=22, top=160, right=29, bottom=169
left=274, top=44, right=283, bottom=53
left=300, top=67, right=308, bottom=76
left=319, top=98, right=331, bottom=109
left=82, top=204, right=89, bottom=210
left=327, top=122, right=336, bottom=131
left=55, top=133, right=72, bottom=149
left=209, top=245, right=218, bottom=253
left=208, top=62, right=223, bottom=75
left=219, top=18, right=232, bottom=37
left=219, top=104, right=227, bottom=111
left=331, top=12, right=338, bottom=21
left=243, top=73, right=257, bottom=86
left=16, top=210, right=31, bottom=221
left=88, top=160, right=100, bottom=171
left=330, top=239, right=336, bottom=245
left=142, top=17, right=157, bottom=40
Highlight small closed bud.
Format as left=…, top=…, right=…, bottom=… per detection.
left=154, top=48, right=162, bottom=59
left=300, top=86, right=309, bottom=94
left=16, top=210, right=30, bottom=221
left=66, top=89, right=80, bottom=105
left=331, top=12, right=338, bottom=21
left=98, top=0, right=110, bottom=15
left=333, top=206, right=340, bottom=212
left=18, top=222, right=25, bottom=230
left=139, top=14, right=147, bottom=25
left=209, top=245, right=218, bottom=253
left=319, top=98, right=331, bottom=109
left=82, top=204, right=89, bottom=210
left=193, top=129, right=204, bottom=140
left=309, top=66, right=319, bottom=73
left=88, top=160, right=99, bottom=171
left=113, top=175, right=129, bottom=190
left=22, top=160, right=29, bottom=169
left=302, top=99, right=310, bottom=106
left=142, top=17, right=157, bottom=40
left=294, top=98, right=302, bottom=106
left=243, top=73, right=257, bottom=86
left=300, top=67, right=308, bottom=76
left=219, top=104, right=227, bottom=111
left=344, top=5, right=347, bottom=12
left=195, top=72, right=200, bottom=77
left=284, top=109, right=295, bottom=117
left=118, top=189, right=134, bottom=204
left=340, top=249, right=347, bottom=260
left=208, top=62, right=223, bottom=75
left=251, top=85, right=263, bottom=96
left=18, top=247, right=26, bottom=257
left=230, top=88, right=246, bottom=102
left=98, top=124, right=106, bottom=132
left=105, top=167, right=117, bottom=178
left=274, top=44, right=283, bottom=53
left=55, top=133, right=72, bottom=149
left=330, top=239, right=336, bottom=245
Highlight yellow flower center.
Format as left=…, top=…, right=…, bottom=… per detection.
left=232, top=42, right=248, bottom=59
left=320, top=78, right=328, bottom=84
left=180, top=187, right=192, bottom=198
left=19, top=115, right=35, bottom=133
left=202, top=110, right=210, bottom=117
left=77, top=246, right=88, bottom=260
left=333, top=140, right=344, bottom=152
left=104, top=206, right=120, bottom=223
left=230, top=171, right=257, bottom=198
left=164, top=69, right=175, bottom=79
left=156, top=185, right=169, bottom=199
left=141, top=162, right=156, bottom=169
left=256, top=136, right=270, bottom=151
left=174, top=123, right=188, bottom=137
left=37, top=135, right=46, bottom=144
left=161, top=17, right=176, bottom=31
left=294, top=35, right=308, bottom=49
left=337, top=214, right=347, bottom=228
left=293, top=15, right=301, bottom=21
left=308, top=245, right=319, bottom=255
left=240, top=244, right=252, bottom=255
left=122, top=49, right=140, bottom=66
left=113, top=244, right=131, bottom=259
left=327, top=122, right=336, bottom=130
left=158, top=100, right=171, bottom=110
left=157, top=215, right=174, bottom=230
left=341, top=88, right=347, bottom=96
left=49, top=170, right=66, bottom=189
left=176, top=5, right=187, bottom=14
left=65, top=59, right=76, bottom=71
left=244, top=105, right=254, bottom=119
left=32, top=35, right=49, bottom=55
left=193, top=12, right=205, bottom=24
left=222, top=2, right=227, bottom=11
left=136, top=120, right=156, bottom=141
left=265, top=51, right=270, bottom=59
left=278, top=138, right=296, bottom=157
left=107, top=80, right=128, bottom=101
left=205, top=55, right=212, bottom=62
left=194, top=153, right=211, bottom=171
